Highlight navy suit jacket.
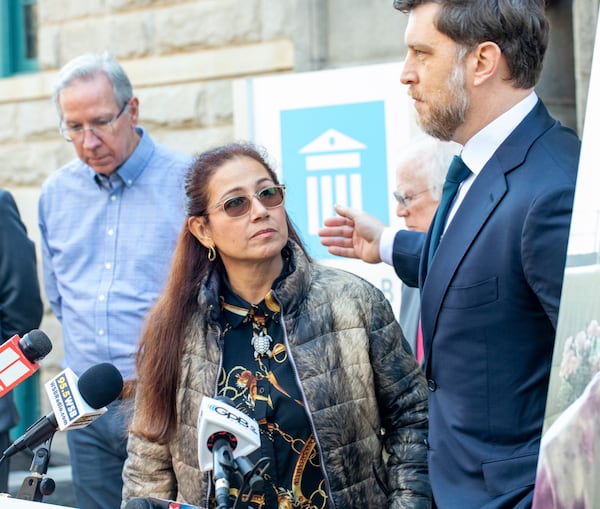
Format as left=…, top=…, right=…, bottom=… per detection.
left=0, top=190, right=43, bottom=433
left=392, top=101, right=580, bottom=509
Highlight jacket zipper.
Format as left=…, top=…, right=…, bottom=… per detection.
left=276, top=303, right=336, bottom=509
left=204, top=314, right=223, bottom=509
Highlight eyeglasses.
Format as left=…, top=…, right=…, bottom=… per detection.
left=204, top=185, right=286, bottom=218
left=393, top=188, right=430, bottom=209
left=59, top=101, right=129, bottom=142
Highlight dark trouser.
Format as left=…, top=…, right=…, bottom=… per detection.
left=67, top=398, right=133, bottom=509
left=0, top=431, right=9, bottom=493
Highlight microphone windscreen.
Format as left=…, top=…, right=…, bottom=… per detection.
left=124, top=499, right=154, bottom=509
left=19, top=329, right=53, bottom=361
left=77, top=362, right=124, bottom=408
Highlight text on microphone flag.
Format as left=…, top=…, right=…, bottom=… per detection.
left=45, top=367, right=108, bottom=430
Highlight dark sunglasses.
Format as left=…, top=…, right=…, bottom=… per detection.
left=204, top=185, right=286, bottom=218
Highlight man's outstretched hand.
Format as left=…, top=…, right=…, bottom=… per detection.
left=318, top=204, right=386, bottom=264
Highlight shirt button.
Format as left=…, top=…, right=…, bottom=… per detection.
left=258, top=387, right=265, bottom=394
left=98, top=294, right=105, bottom=301
left=427, top=379, right=438, bottom=392
left=105, top=263, right=112, bottom=269
left=107, top=228, right=114, bottom=236
left=98, top=329, right=105, bottom=336
left=111, top=195, right=117, bottom=201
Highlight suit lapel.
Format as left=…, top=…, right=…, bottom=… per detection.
left=420, top=163, right=506, bottom=367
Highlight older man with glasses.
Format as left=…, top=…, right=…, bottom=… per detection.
left=392, top=136, right=457, bottom=360
left=38, top=52, right=192, bottom=509
left=319, top=135, right=457, bottom=360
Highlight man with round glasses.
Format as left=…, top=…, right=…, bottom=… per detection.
left=38, top=52, right=192, bottom=509
left=393, top=136, right=457, bottom=358
left=319, top=135, right=456, bottom=359
left=59, top=100, right=129, bottom=143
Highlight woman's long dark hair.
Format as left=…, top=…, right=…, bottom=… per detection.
left=131, top=142, right=309, bottom=442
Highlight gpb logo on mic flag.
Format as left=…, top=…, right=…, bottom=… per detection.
left=197, top=396, right=261, bottom=471
left=45, top=367, right=108, bottom=430
left=208, top=403, right=255, bottom=430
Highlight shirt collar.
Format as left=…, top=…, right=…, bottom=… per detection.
left=89, top=126, right=151, bottom=188
left=219, top=252, right=292, bottom=329
left=220, top=287, right=253, bottom=329
left=115, top=126, right=152, bottom=187
left=461, top=91, right=538, bottom=176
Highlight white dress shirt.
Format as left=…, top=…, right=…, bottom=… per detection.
left=380, top=91, right=538, bottom=265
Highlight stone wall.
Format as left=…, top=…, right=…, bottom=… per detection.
left=0, top=0, right=303, bottom=394
left=0, top=0, right=597, bottom=408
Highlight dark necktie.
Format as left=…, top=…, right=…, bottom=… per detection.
left=428, top=155, right=472, bottom=267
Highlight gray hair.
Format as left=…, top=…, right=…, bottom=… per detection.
left=51, top=52, right=133, bottom=118
left=396, top=135, right=459, bottom=201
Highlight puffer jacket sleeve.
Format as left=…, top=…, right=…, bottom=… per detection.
left=121, top=432, right=177, bottom=507
left=368, top=289, right=431, bottom=508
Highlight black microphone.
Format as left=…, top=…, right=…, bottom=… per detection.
left=1, top=362, right=123, bottom=460
left=15, top=329, right=53, bottom=362
left=124, top=497, right=203, bottom=509
left=125, top=499, right=155, bottom=509
left=197, top=396, right=264, bottom=509
left=124, top=499, right=160, bottom=509
left=211, top=432, right=235, bottom=509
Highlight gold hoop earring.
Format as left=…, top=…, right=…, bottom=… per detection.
left=207, top=246, right=216, bottom=262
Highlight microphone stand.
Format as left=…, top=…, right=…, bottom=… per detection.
left=231, top=455, right=270, bottom=509
left=212, top=453, right=270, bottom=509
left=16, top=436, right=56, bottom=502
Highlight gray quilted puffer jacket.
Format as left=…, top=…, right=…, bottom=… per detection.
left=122, top=242, right=431, bottom=508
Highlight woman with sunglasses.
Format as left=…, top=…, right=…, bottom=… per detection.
left=121, top=142, right=431, bottom=509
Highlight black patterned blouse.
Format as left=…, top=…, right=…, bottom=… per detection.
left=216, top=264, right=327, bottom=509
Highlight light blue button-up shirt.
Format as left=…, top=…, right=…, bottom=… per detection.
left=39, top=127, right=192, bottom=379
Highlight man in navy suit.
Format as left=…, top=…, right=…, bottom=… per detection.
left=0, top=189, right=43, bottom=493
left=318, top=1, right=581, bottom=507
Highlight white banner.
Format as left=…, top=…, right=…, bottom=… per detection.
left=233, top=62, right=421, bottom=317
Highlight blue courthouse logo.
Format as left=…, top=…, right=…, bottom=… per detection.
left=280, top=101, right=389, bottom=259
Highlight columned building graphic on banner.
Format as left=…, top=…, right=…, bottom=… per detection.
left=279, top=100, right=387, bottom=259
left=299, top=128, right=367, bottom=235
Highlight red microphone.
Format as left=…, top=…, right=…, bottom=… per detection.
left=0, top=330, right=52, bottom=397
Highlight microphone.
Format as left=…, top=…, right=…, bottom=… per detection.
left=125, top=497, right=203, bottom=509
left=197, top=396, right=261, bottom=471
left=44, top=363, right=123, bottom=431
left=1, top=362, right=123, bottom=460
left=0, top=330, right=52, bottom=397
left=197, top=396, right=261, bottom=508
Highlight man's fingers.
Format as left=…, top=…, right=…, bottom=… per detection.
left=322, top=215, right=351, bottom=228
left=318, top=224, right=354, bottom=238
left=320, top=235, right=354, bottom=248
left=334, top=203, right=358, bottom=218
left=326, top=245, right=358, bottom=259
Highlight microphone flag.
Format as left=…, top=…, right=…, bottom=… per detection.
left=197, top=396, right=260, bottom=472
left=44, top=367, right=108, bottom=431
left=0, top=331, right=52, bottom=397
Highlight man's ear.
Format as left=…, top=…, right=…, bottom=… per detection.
left=471, top=41, right=502, bottom=87
left=127, top=96, right=140, bottom=124
left=188, top=216, right=213, bottom=249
